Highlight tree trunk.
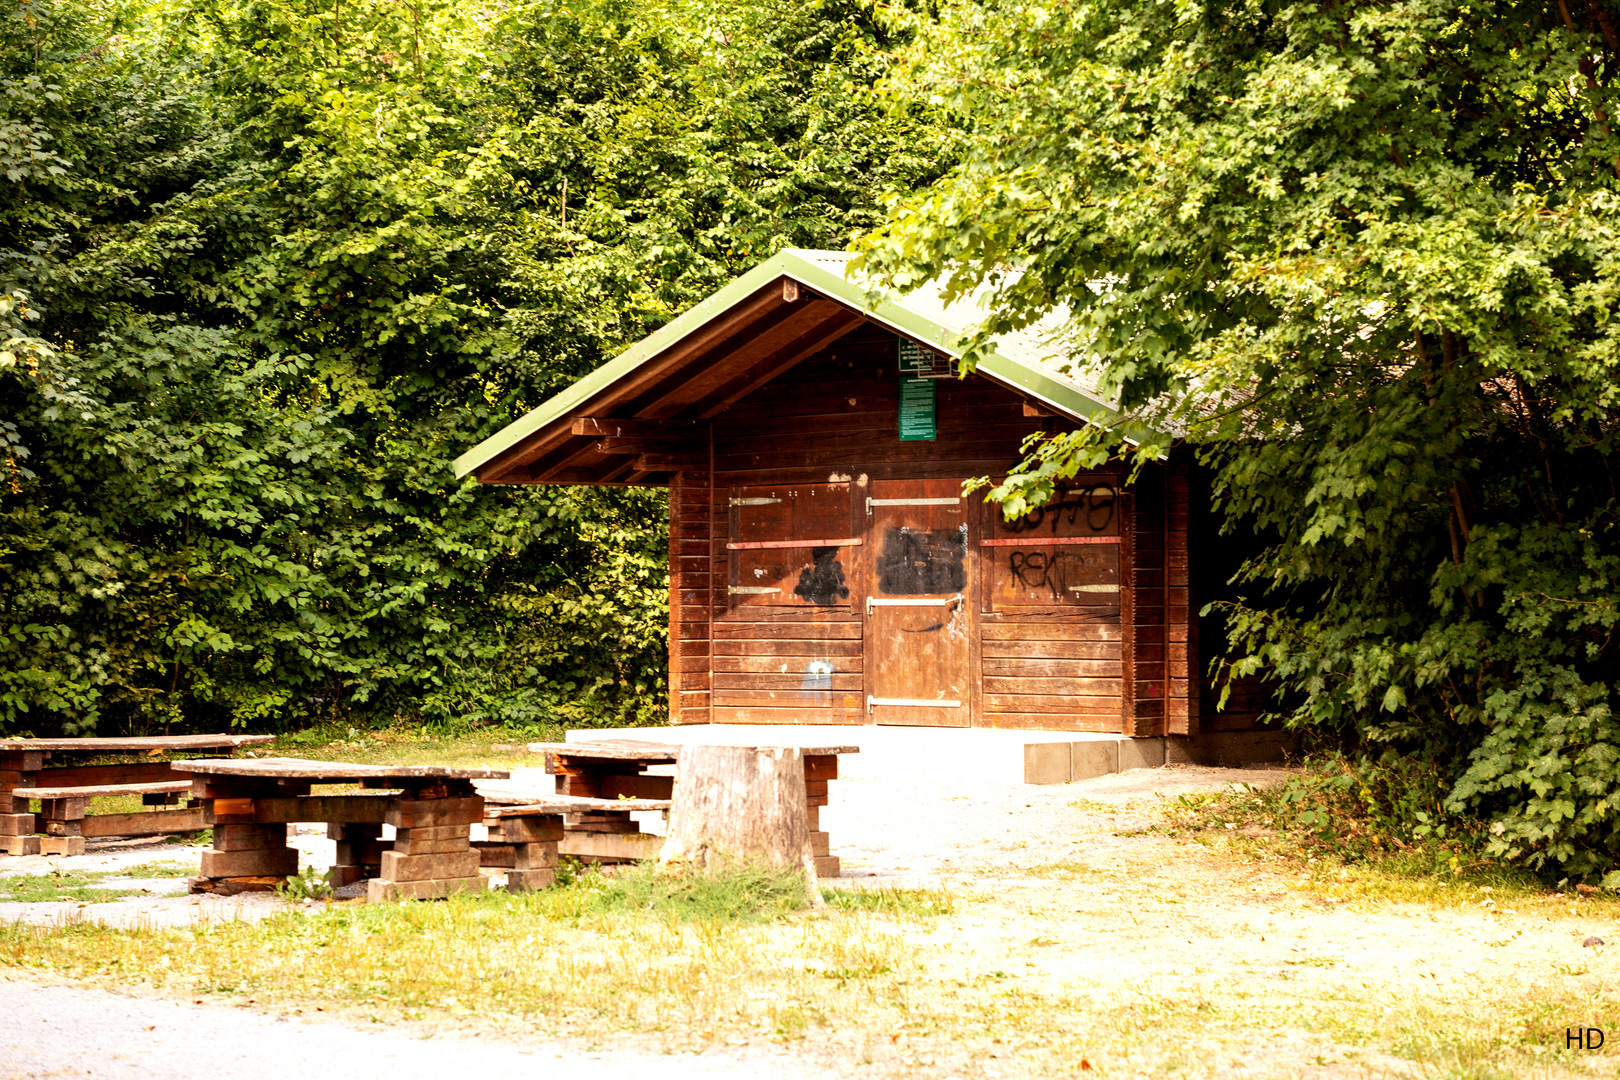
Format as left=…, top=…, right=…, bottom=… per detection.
left=659, top=744, right=821, bottom=905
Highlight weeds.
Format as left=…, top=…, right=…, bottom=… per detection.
left=273, top=866, right=334, bottom=902
left=1162, top=752, right=1499, bottom=875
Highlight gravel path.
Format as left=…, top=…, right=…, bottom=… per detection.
left=0, top=977, right=841, bottom=1080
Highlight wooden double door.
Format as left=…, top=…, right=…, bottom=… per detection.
left=724, top=474, right=1124, bottom=728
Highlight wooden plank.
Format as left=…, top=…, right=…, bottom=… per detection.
left=712, top=689, right=867, bottom=709
left=200, top=847, right=298, bottom=878
left=713, top=638, right=863, bottom=657
left=981, top=658, right=1121, bottom=679
left=367, top=876, right=484, bottom=903
left=979, top=639, right=1122, bottom=660
left=558, top=831, right=663, bottom=863
left=562, top=773, right=676, bottom=801
left=978, top=713, right=1126, bottom=732
left=380, top=850, right=481, bottom=882
left=984, top=694, right=1125, bottom=715
left=713, top=672, right=863, bottom=691
left=479, top=794, right=674, bottom=813
left=0, top=734, right=274, bottom=752
left=711, top=621, right=863, bottom=639
left=710, top=707, right=867, bottom=725
left=211, top=823, right=288, bottom=850
left=174, top=758, right=506, bottom=781
left=528, top=740, right=679, bottom=762
left=485, top=816, right=565, bottom=843
left=29, top=762, right=180, bottom=788
left=573, top=417, right=703, bottom=439
left=386, top=796, right=485, bottom=829
left=982, top=677, right=1124, bottom=696
left=981, top=619, right=1122, bottom=641
left=26, top=781, right=190, bottom=801
left=714, top=655, right=862, bottom=674
left=248, top=796, right=394, bottom=824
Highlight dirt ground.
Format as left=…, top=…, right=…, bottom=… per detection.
left=2, top=763, right=1617, bottom=1078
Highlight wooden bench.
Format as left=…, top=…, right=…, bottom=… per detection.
left=521, top=740, right=857, bottom=876
left=0, top=734, right=275, bottom=855
left=474, top=790, right=672, bottom=871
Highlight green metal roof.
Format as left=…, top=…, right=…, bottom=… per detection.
left=453, top=248, right=1143, bottom=479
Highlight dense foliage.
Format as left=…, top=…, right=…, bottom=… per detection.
left=858, top=0, right=1620, bottom=880
left=0, top=0, right=948, bottom=736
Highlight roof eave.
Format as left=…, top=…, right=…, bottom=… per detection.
left=452, top=249, right=1163, bottom=480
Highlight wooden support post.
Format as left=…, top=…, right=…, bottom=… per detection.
left=329, top=822, right=385, bottom=888
left=367, top=790, right=488, bottom=904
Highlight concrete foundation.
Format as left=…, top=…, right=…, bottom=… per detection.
left=560, top=724, right=1279, bottom=785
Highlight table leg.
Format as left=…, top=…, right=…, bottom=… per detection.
left=329, top=822, right=386, bottom=887
left=367, top=790, right=486, bottom=903
left=805, top=755, right=840, bottom=878
left=477, top=813, right=564, bottom=891
left=39, top=798, right=86, bottom=857
left=189, top=782, right=305, bottom=894
left=0, top=752, right=42, bottom=856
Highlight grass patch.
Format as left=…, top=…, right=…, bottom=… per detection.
left=578, top=862, right=813, bottom=924
left=0, top=868, right=143, bottom=904
left=822, top=884, right=954, bottom=918
left=119, top=861, right=194, bottom=879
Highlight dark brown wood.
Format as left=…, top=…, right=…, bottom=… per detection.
left=573, top=417, right=702, bottom=439
left=26, top=781, right=190, bottom=801
left=249, top=795, right=394, bottom=824
left=0, top=734, right=274, bottom=752
left=468, top=296, right=1255, bottom=737
left=79, top=808, right=205, bottom=838
left=173, top=758, right=507, bottom=782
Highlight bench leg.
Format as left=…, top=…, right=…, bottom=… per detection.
left=38, top=799, right=86, bottom=857
left=329, top=822, right=386, bottom=887
left=482, top=814, right=564, bottom=892
left=189, top=787, right=305, bottom=894
left=367, top=794, right=486, bottom=903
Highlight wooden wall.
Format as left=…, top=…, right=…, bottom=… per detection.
left=664, top=324, right=1208, bottom=733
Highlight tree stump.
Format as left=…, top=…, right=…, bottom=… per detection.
left=659, top=744, right=821, bottom=905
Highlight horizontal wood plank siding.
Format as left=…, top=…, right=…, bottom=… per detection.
left=671, top=324, right=1206, bottom=733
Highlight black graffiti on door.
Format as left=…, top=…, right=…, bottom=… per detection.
left=877, top=526, right=967, bottom=595
left=998, top=485, right=1116, bottom=535
left=793, top=547, right=850, bottom=605
left=1007, top=549, right=1110, bottom=601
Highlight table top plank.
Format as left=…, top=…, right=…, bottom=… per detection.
left=170, top=757, right=508, bottom=782
left=0, top=734, right=276, bottom=753
left=26, top=780, right=192, bottom=801
left=528, top=739, right=860, bottom=762
left=481, top=793, right=673, bottom=814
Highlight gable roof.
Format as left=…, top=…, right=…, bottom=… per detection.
left=452, top=248, right=1138, bottom=485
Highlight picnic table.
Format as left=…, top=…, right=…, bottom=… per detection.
left=514, top=739, right=857, bottom=877
left=173, top=758, right=508, bottom=901
left=0, top=734, right=276, bottom=856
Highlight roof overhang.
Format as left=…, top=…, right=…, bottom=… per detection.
left=453, top=249, right=1137, bottom=485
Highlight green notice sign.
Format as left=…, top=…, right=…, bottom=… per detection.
left=898, top=376, right=936, bottom=441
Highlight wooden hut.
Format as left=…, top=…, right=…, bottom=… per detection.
left=453, top=250, right=1273, bottom=751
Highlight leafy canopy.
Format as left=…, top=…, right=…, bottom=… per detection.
left=858, top=0, right=1620, bottom=879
